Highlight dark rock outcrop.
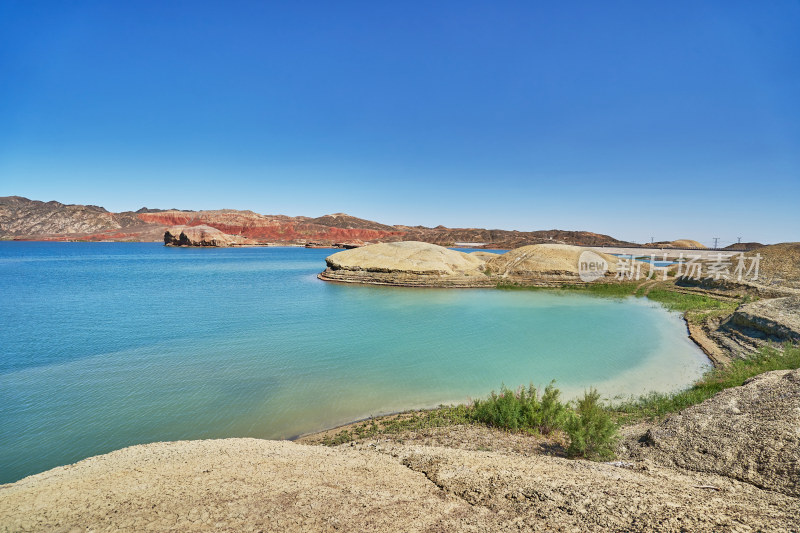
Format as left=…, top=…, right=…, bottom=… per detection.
left=398, top=225, right=633, bottom=249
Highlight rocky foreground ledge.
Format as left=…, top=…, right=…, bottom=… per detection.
left=1, top=369, right=798, bottom=531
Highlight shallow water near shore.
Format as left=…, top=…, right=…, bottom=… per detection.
left=0, top=242, right=708, bottom=483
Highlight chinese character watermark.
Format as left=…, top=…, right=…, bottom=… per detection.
left=674, top=252, right=761, bottom=282
left=579, top=252, right=761, bottom=282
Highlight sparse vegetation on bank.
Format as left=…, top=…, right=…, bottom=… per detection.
left=499, top=279, right=742, bottom=306
left=499, top=279, right=749, bottom=326
left=318, top=382, right=618, bottom=460
left=314, top=343, right=800, bottom=462
left=642, top=288, right=739, bottom=312
left=496, top=281, right=640, bottom=297
left=319, top=405, right=473, bottom=446
left=611, top=342, right=800, bottom=423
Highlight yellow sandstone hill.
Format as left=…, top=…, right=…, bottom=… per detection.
left=319, top=242, right=634, bottom=287
left=668, top=239, right=706, bottom=249
left=485, top=244, right=621, bottom=284
left=319, top=241, right=495, bottom=287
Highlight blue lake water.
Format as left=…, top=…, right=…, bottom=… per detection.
left=0, top=242, right=709, bottom=483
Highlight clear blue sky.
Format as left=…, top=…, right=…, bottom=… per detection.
left=1, top=1, right=798, bottom=244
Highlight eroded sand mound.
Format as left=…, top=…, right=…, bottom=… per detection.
left=669, top=239, right=706, bottom=249
left=319, top=243, right=637, bottom=287
left=319, top=241, right=494, bottom=287
left=485, top=244, right=620, bottom=283
left=468, top=250, right=501, bottom=260
left=621, top=368, right=800, bottom=497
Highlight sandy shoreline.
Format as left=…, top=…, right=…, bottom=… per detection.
left=296, top=296, right=712, bottom=444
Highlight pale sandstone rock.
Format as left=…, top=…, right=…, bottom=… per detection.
left=320, top=241, right=495, bottom=287
left=621, top=368, right=800, bottom=497
left=728, top=296, right=800, bottom=342
left=1, top=435, right=797, bottom=532
left=164, top=225, right=253, bottom=247
left=320, top=242, right=632, bottom=287
left=326, top=241, right=486, bottom=275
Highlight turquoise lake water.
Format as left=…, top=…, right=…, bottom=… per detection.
left=0, top=242, right=709, bottom=483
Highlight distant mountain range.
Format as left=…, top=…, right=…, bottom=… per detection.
left=0, top=196, right=634, bottom=248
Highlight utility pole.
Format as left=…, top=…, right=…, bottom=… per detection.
left=713, top=237, right=720, bottom=250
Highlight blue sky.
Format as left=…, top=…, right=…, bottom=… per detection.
left=1, top=1, right=798, bottom=244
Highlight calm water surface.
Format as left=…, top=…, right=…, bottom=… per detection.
left=0, top=242, right=708, bottom=483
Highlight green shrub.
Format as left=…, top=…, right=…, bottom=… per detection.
left=565, top=389, right=617, bottom=460
left=471, top=384, right=538, bottom=431
left=471, top=381, right=567, bottom=434
left=538, top=381, right=567, bottom=435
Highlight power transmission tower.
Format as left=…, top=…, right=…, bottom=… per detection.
left=737, top=236, right=742, bottom=244
left=712, top=237, right=720, bottom=250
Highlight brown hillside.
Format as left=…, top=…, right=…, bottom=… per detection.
left=747, top=242, right=800, bottom=289
left=2, top=196, right=633, bottom=247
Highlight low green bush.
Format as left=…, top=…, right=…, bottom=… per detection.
left=467, top=381, right=618, bottom=459
left=565, top=389, right=617, bottom=461
left=471, top=384, right=540, bottom=431
left=471, top=381, right=567, bottom=435
left=537, top=381, right=567, bottom=435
